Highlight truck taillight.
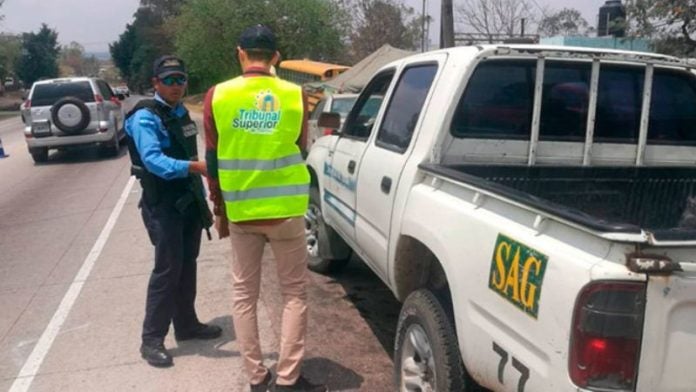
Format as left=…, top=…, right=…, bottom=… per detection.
left=569, top=281, right=645, bottom=391
left=95, top=94, right=104, bottom=103
left=25, top=100, right=31, bottom=108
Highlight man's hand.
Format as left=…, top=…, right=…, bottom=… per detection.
left=215, top=215, right=230, bottom=239
left=189, top=160, right=208, bottom=176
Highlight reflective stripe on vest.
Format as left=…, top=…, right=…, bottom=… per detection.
left=222, top=184, right=309, bottom=202
left=218, top=153, right=304, bottom=171
left=212, top=75, right=309, bottom=222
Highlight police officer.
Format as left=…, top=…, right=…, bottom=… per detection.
left=125, top=55, right=221, bottom=368
left=203, top=26, right=326, bottom=392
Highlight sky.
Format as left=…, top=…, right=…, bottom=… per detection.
left=0, top=0, right=610, bottom=53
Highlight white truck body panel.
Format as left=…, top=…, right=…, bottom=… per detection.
left=307, top=45, right=696, bottom=391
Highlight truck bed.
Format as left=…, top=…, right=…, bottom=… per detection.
left=420, top=163, right=696, bottom=241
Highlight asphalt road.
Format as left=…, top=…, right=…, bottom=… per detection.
left=0, top=97, right=400, bottom=391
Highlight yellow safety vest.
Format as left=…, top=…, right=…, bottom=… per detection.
left=212, top=75, right=309, bottom=222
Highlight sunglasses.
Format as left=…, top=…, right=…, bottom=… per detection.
left=160, top=75, right=187, bottom=86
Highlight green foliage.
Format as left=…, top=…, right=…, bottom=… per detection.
left=538, top=8, right=591, bottom=37
left=346, top=0, right=423, bottom=61
left=109, top=0, right=185, bottom=92
left=16, top=24, right=60, bottom=87
left=173, top=0, right=347, bottom=93
left=625, top=0, right=696, bottom=56
left=59, top=41, right=99, bottom=76
left=0, top=33, right=21, bottom=81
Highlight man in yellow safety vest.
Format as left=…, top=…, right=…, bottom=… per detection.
left=203, top=25, right=326, bottom=392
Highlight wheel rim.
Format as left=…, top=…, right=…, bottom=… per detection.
left=305, top=203, right=321, bottom=258
left=400, top=324, right=436, bottom=392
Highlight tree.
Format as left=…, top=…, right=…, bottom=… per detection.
left=16, top=24, right=60, bottom=86
left=345, top=0, right=424, bottom=61
left=109, top=0, right=184, bottom=91
left=0, top=33, right=21, bottom=82
left=173, top=0, right=346, bottom=93
left=625, top=0, right=696, bottom=56
left=538, top=8, right=592, bottom=37
left=456, top=0, right=539, bottom=41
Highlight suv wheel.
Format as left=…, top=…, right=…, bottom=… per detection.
left=394, top=289, right=467, bottom=392
left=51, top=97, right=90, bottom=133
left=305, top=186, right=351, bottom=274
left=29, top=147, right=49, bottom=163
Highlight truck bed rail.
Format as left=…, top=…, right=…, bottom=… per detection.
left=420, top=163, right=696, bottom=242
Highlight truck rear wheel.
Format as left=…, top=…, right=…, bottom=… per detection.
left=394, top=289, right=467, bottom=392
left=305, top=186, right=351, bottom=274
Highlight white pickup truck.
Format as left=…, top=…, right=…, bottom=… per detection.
left=304, top=45, right=696, bottom=392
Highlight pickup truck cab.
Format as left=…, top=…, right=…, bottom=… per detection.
left=305, top=45, right=696, bottom=391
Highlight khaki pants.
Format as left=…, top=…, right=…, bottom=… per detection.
left=228, top=217, right=308, bottom=385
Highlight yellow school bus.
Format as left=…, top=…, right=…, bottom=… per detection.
left=277, top=60, right=349, bottom=85
left=277, top=59, right=350, bottom=112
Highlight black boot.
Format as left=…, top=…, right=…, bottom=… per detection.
left=274, top=375, right=328, bottom=392
left=251, top=369, right=273, bottom=392
left=140, top=342, right=173, bottom=368
left=175, top=323, right=222, bottom=341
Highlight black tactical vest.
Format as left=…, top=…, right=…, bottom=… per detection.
left=124, top=99, right=212, bottom=232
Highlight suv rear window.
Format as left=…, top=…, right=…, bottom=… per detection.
left=31, top=81, right=95, bottom=106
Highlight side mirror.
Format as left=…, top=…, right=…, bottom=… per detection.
left=318, top=112, right=341, bottom=131
left=116, top=93, right=126, bottom=101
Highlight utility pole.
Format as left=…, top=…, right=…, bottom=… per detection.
left=440, top=0, right=455, bottom=48
left=422, top=0, right=427, bottom=52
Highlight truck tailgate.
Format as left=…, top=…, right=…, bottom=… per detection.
left=637, top=262, right=696, bottom=392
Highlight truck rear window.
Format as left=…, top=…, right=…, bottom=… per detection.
left=31, top=81, right=95, bottom=107
left=451, top=59, right=696, bottom=146
left=451, top=60, right=535, bottom=139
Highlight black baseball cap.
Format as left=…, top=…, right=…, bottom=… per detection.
left=238, top=24, right=277, bottom=51
left=153, top=55, right=187, bottom=79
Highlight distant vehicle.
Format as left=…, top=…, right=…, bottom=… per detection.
left=277, top=59, right=349, bottom=85
left=307, top=94, right=381, bottom=150
left=23, top=77, right=125, bottom=163
left=307, top=93, right=357, bottom=148
left=113, top=85, right=130, bottom=97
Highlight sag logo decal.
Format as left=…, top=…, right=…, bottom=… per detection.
left=488, top=234, right=548, bottom=318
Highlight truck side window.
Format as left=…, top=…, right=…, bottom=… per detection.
left=376, top=64, right=438, bottom=152
left=450, top=60, right=535, bottom=139
left=595, top=65, right=644, bottom=142
left=539, top=62, right=591, bottom=141
left=342, top=71, right=394, bottom=139
left=648, top=69, right=696, bottom=144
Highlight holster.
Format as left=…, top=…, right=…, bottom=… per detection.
left=131, top=165, right=160, bottom=205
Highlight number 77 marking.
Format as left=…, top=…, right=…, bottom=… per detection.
left=492, top=342, right=530, bottom=392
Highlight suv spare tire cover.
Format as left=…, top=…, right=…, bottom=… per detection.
left=51, top=97, right=91, bottom=133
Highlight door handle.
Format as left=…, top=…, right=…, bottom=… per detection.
left=347, top=160, right=356, bottom=174
left=381, top=176, right=392, bottom=194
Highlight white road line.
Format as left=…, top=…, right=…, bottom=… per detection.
left=9, top=176, right=136, bottom=392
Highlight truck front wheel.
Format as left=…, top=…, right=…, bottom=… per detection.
left=394, top=289, right=467, bottom=392
left=305, top=186, right=351, bottom=274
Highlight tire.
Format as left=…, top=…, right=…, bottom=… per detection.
left=394, top=289, right=467, bottom=392
left=30, top=147, right=48, bottom=163
left=51, top=97, right=90, bottom=133
left=305, top=186, right=351, bottom=274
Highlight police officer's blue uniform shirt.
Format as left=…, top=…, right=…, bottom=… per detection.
left=125, top=93, right=191, bottom=180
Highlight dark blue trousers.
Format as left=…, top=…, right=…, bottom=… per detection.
left=140, top=198, right=203, bottom=344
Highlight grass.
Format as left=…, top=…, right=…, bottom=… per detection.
left=0, top=111, right=19, bottom=121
